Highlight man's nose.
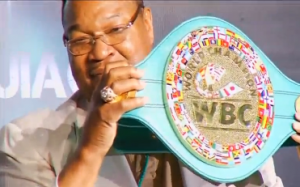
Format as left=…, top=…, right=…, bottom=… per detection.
left=88, top=39, right=114, bottom=61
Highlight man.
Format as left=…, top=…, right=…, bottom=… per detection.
left=0, top=1, right=300, bottom=187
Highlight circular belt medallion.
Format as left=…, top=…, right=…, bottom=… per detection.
left=164, top=26, right=275, bottom=167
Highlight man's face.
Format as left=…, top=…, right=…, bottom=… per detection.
left=63, top=1, right=154, bottom=100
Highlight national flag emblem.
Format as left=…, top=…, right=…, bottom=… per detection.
left=177, top=42, right=184, bottom=49
left=261, top=90, right=268, bottom=99
left=267, top=85, right=274, bottom=96
left=218, top=33, right=229, bottom=41
left=183, top=51, right=193, bottom=61
left=166, top=72, right=174, bottom=85
left=219, top=82, right=243, bottom=98
left=226, top=30, right=235, bottom=37
left=213, top=26, right=221, bottom=32
left=260, top=64, right=267, bottom=74
left=193, top=138, right=202, bottom=147
left=198, top=135, right=205, bottom=141
left=262, top=115, right=269, bottom=128
left=232, top=150, right=240, bottom=159
left=266, top=97, right=274, bottom=105
left=228, top=145, right=238, bottom=152
left=237, top=42, right=243, bottom=49
left=265, top=129, right=271, bottom=138
left=199, top=66, right=206, bottom=79
left=215, top=151, right=230, bottom=158
left=175, top=49, right=182, bottom=55
left=221, top=40, right=229, bottom=47
left=267, top=123, right=272, bottom=131
left=213, top=144, right=223, bottom=151
left=253, top=145, right=259, bottom=153
left=196, top=147, right=203, bottom=155
left=217, top=158, right=229, bottom=165
left=176, top=68, right=183, bottom=77
left=258, top=108, right=265, bottom=118
left=244, top=146, right=251, bottom=154
left=243, top=138, right=250, bottom=145
left=205, top=65, right=215, bottom=85
left=186, top=41, right=192, bottom=49
left=181, top=57, right=188, bottom=65
left=222, top=146, right=229, bottom=152
left=192, top=42, right=200, bottom=52
left=181, top=125, right=189, bottom=135
left=268, top=105, right=274, bottom=118
left=256, top=139, right=264, bottom=149
left=195, top=72, right=202, bottom=83
left=256, top=83, right=265, bottom=93
left=230, top=39, right=238, bottom=46
left=254, top=76, right=262, bottom=84
left=174, top=103, right=182, bottom=115
left=211, top=66, right=226, bottom=82
left=235, top=33, right=243, bottom=42
left=247, top=62, right=257, bottom=74
left=241, top=48, right=250, bottom=56
left=268, top=117, right=274, bottom=125
left=253, top=122, right=260, bottom=133
left=186, top=137, right=193, bottom=144
left=259, top=100, right=267, bottom=109
left=210, top=39, right=217, bottom=45
left=202, top=40, right=209, bottom=46
left=177, top=91, right=183, bottom=102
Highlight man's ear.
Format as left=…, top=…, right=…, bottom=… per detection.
left=142, top=7, right=154, bottom=46
left=62, top=35, right=68, bottom=46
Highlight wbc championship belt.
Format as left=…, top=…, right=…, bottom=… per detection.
left=114, top=16, right=299, bottom=182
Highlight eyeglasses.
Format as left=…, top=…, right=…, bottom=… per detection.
left=64, top=5, right=144, bottom=56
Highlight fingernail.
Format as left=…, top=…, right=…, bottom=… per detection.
left=296, top=113, right=300, bottom=120
left=293, top=122, right=300, bottom=131
left=140, top=80, right=146, bottom=87
left=143, top=97, right=149, bottom=104
left=137, top=69, right=145, bottom=76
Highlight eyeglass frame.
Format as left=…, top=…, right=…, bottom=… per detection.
left=64, top=5, right=144, bottom=56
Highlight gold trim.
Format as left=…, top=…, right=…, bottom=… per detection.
left=109, top=91, right=137, bottom=103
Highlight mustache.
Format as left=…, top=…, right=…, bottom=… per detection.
left=88, top=63, right=104, bottom=77
left=89, top=67, right=104, bottom=77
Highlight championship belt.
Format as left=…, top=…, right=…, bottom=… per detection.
left=114, top=16, right=299, bottom=182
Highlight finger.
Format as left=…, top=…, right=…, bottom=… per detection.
left=291, top=134, right=300, bottom=144
left=117, top=97, right=149, bottom=113
left=293, top=122, right=300, bottom=133
left=296, top=96, right=300, bottom=112
left=88, top=61, right=128, bottom=77
left=111, top=79, right=146, bottom=95
left=104, top=61, right=129, bottom=74
left=106, top=66, right=144, bottom=86
left=296, top=112, right=300, bottom=121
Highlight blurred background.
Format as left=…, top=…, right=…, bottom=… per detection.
left=0, top=1, right=299, bottom=186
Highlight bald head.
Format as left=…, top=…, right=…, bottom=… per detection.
left=61, top=0, right=144, bottom=25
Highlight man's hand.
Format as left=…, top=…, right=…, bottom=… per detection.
left=291, top=97, right=300, bottom=143
left=81, top=61, right=148, bottom=156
